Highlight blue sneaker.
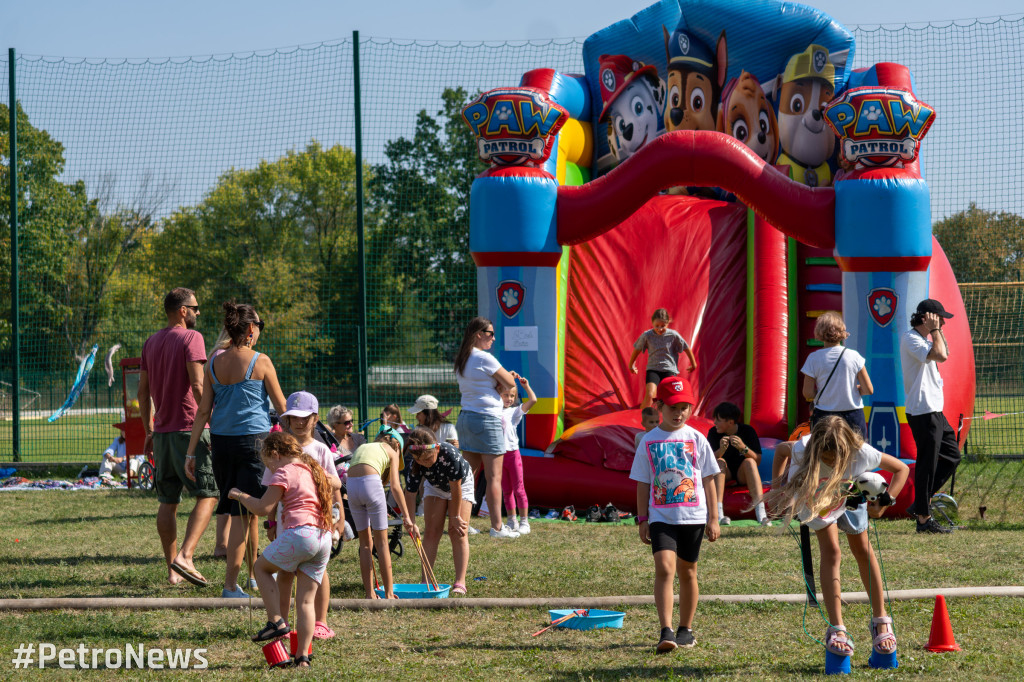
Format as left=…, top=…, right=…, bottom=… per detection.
left=222, top=584, right=250, bottom=599
left=528, top=508, right=541, bottom=519
left=545, top=510, right=559, bottom=519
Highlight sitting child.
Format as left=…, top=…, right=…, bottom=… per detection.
left=98, top=435, right=143, bottom=479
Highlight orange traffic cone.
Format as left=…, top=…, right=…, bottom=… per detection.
left=925, top=595, right=961, bottom=652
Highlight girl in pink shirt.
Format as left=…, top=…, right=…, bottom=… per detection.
left=230, top=432, right=339, bottom=668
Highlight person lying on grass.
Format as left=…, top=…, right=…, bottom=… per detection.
left=766, top=416, right=908, bottom=659
left=229, top=431, right=339, bottom=668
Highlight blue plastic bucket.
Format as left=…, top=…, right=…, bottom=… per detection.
left=374, top=583, right=451, bottom=599
left=548, top=609, right=625, bottom=630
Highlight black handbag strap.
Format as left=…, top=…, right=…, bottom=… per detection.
left=814, top=346, right=847, bottom=406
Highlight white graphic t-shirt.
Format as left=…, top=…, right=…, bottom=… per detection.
left=630, top=425, right=719, bottom=525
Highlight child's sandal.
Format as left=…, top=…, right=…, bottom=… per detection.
left=870, top=616, right=897, bottom=654
left=825, top=625, right=854, bottom=656
left=451, top=582, right=467, bottom=596
left=251, top=618, right=290, bottom=642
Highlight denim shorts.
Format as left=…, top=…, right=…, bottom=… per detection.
left=456, top=410, right=504, bottom=455
left=806, top=500, right=869, bottom=535
left=262, top=526, right=331, bottom=584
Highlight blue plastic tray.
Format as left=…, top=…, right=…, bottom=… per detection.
left=548, top=609, right=625, bottom=630
left=374, top=583, right=450, bottom=599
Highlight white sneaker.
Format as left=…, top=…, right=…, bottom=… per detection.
left=467, top=526, right=480, bottom=535
left=720, top=515, right=732, bottom=526
left=518, top=520, right=531, bottom=535
left=509, top=516, right=520, bottom=531
left=760, top=517, right=773, bottom=527
left=490, top=525, right=520, bottom=539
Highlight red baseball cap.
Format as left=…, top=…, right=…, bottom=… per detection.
left=656, top=376, right=696, bottom=406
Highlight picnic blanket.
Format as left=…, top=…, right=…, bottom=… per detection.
left=0, top=476, right=131, bottom=492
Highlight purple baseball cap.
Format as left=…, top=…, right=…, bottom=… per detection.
left=281, top=391, right=319, bottom=419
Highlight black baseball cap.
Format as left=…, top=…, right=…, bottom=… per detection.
left=915, top=299, right=953, bottom=319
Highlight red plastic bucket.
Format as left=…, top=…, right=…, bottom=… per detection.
left=289, top=631, right=313, bottom=657
left=262, top=639, right=290, bottom=668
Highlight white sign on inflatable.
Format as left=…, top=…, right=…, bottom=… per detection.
left=504, top=326, right=538, bottom=351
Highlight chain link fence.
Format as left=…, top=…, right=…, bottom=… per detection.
left=2, top=17, right=1023, bottom=463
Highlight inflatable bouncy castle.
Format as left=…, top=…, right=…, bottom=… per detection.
left=461, top=0, right=975, bottom=517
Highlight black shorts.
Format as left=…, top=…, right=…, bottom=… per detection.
left=645, top=369, right=675, bottom=386
left=649, top=522, right=705, bottom=563
left=211, top=432, right=268, bottom=516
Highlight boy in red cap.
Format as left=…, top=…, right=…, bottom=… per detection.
left=630, top=376, right=720, bottom=653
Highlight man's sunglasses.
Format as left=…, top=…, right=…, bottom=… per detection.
left=183, top=305, right=200, bottom=312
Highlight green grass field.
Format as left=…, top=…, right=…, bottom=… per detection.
left=1, top=462, right=1022, bottom=679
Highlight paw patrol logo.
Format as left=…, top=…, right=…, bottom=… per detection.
left=677, top=34, right=689, bottom=55
left=867, top=288, right=898, bottom=327
left=812, top=49, right=827, bottom=73
left=825, top=87, right=935, bottom=168
left=671, top=381, right=684, bottom=392
left=496, top=280, right=525, bottom=318
left=601, top=68, right=616, bottom=92
left=462, top=87, right=568, bottom=167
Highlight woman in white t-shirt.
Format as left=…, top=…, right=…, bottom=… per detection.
left=409, top=394, right=459, bottom=448
left=453, top=317, right=518, bottom=538
left=801, top=311, right=873, bottom=437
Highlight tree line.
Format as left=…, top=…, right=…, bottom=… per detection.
left=0, top=87, right=485, bottom=402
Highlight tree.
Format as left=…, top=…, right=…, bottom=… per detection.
left=152, top=141, right=377, bottom=392
left=0, top=102, right=92, bottom=372
left=369, top=87, right=487, bottom=366
left=934, top=203, right=1024, bottom=283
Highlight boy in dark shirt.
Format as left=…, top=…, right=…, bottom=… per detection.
left=706, top=402, right=769, bottom=526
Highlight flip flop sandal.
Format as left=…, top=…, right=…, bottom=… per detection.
left=825, top=625, right=854, bottom=656
left=451, top=583, right=467, bottom=595
left=870, top=616, right=897, bottom=654
left=252, top=618, right=290, bottom=643
left=170, top=562, right=209, bottom=587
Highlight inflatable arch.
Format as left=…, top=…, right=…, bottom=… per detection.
left=462, top=0, right=975, bottom=517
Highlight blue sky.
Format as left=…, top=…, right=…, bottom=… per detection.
left=4, top=0, right=1023, bottom=57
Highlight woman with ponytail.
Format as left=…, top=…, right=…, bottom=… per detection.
left=187, top=301, right=287, bottom=598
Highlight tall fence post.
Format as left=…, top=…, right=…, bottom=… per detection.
left=7, top=48, right=20, bottom=462
left=352, top=31, right=369, bottom=428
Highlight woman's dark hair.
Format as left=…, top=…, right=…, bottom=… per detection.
left=420, top=408, right=450, bottom=432
left=404, top=427, right=438, bottom=476
left=712, top=401, right=743, bottom=423
left=454, top=316, right=493, bottom=376
left=222, top=301, right=260, bottom=347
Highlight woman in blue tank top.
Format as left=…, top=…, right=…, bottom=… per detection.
left=187, top=301, right=287, bottom=598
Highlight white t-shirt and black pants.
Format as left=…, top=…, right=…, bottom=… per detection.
left=630, top=426, right=719, bottom=563
left=801, top=345, right=868, bottom=437
left=900, top=329, right=962, bottom=517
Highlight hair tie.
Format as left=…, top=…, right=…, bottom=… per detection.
left=409, top=443, right=438, bottom=451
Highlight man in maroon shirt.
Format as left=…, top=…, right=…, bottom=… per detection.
left=139, top=288, right=219, bottom=587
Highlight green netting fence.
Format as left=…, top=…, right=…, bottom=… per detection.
left=2, top=18, right=1023, bottom=465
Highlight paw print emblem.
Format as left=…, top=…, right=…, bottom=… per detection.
left=873, top=296, right=892, bottom=317
left=601, top=68, right=616, bottom=92
left=501, top=288, right=519, bottom=309
left=865, top=105, right=882, bottom=121
left=496, top=105, right=512, bottom=121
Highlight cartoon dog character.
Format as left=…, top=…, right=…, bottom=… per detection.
left=663, top=27, right=728, bottom=133
left=774, top=44, right=836, bottom=187
left=598, top=54, right=665, bottom=166
left=717, top=70, right=779, bottom=164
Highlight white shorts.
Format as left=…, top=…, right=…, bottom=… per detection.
left=423, top=470, right=475, bottom=503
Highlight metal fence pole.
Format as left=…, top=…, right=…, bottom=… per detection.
left=7, top=48, right=20, bottom=462
left=352, top=31, right=369, bottom=427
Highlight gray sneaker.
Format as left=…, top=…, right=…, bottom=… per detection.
left=467, top=526, right=480, bottom=535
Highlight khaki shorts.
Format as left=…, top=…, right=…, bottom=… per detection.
left=153, top=430, right=219, bottom=504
